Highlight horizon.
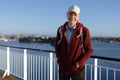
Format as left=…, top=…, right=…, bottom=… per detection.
left=0, top=33, right=120, bottom=38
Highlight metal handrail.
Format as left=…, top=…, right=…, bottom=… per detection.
left=0, top=44, right=120, bottom=62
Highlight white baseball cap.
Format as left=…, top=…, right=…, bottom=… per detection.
left=67, top=5, right=80, bottom=15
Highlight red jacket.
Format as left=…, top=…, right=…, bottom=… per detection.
left=55, top=22, right=93, bottom=74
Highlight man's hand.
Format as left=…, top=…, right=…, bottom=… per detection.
left=76, top=62, right=80, bottom=68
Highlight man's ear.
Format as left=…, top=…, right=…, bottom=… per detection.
left=78, top=14, right=80, bottom=18
left=66, top=13, right=68, bottom=18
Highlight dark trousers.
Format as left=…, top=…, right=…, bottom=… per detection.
left=59, top=67, right=85, bottom=80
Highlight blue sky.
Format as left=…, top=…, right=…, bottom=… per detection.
left=0, top=0, right=120, bottom=37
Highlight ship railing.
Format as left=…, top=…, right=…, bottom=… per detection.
left=0, top=44, right=120, bottom=80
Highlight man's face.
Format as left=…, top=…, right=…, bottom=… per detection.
left=67, top=11, right=80, bottom=26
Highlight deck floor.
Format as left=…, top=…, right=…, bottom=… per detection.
left=0, top=71, right=16, bottom=80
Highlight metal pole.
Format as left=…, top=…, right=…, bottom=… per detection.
left=7, top=47, right=10, bottom=76
left=2, top=47, right=10, bottom=79
left=94, top=58, right=98, bottom=80
left=24, top=49, right=27, bottom=80
left=50, top=52, right=53, bottom=80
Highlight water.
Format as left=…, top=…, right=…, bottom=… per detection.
left=0, top=40, right=120, bottom=80
left=0, top=40, right=55, bottom=51
left=0, top=40, right=120, bottom=58
left=92, top=41, right=120, bottom=59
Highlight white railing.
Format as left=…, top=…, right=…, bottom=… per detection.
left=0, top=45, right=120, bottom=80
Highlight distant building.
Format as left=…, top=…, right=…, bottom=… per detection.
left=0, top=37, right=8, bottom=41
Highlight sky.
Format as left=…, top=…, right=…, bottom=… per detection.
left=0, top=0, right=120, bottom=37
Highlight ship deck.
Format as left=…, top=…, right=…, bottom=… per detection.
left=0, top=71, right=16, bottom=80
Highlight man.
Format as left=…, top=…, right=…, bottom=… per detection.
left=55, top=5, right=93, bottom=80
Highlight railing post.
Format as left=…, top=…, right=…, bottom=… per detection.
left=24, top=49, right=27, bottom=80
left=50, top=52, right=53, bottom=80
left=94, top=58, right=98, bottom=80
left=2, top=47, right=10, bottom=79
left=7, top=47, right=10, bottom=76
